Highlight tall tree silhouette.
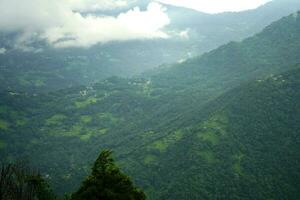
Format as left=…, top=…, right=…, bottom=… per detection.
left=72, top=150, right=146, bottom=200
left=0, top=162, right=56, bottom=200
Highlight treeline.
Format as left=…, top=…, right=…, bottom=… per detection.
left=0, top=150, right=146, bottom=200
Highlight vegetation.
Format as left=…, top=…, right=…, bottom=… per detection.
left=0, top=151, right=145, bottom=200
left=71, top=150, right=145, bottom=200
left=0, top=0, right=299, bottom=93
left=0, top=11, right=300, bottom=200
left=0, top=162, right=57, bottom=200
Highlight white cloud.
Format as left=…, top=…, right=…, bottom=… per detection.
left=0, top=0, right=170, bottom=48
left=0, top=0, right=273, bottom=49
left=155, top=0, right=272, bottom=13
left=67, top=0, right=128, bottom=12
left=0, top=48, right=6, bottom=54
left=179, top=29, right=190, bottom=39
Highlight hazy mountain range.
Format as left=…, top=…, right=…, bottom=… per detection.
left=1, top=0, right=300, bottom=93
left=0, top=0, right=299, bottom=199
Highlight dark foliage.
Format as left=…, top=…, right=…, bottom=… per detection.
left=0, top=162, right=57, bottom=200
left=71, top=150, right=146, bottom=200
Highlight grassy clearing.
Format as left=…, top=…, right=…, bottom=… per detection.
left=80, top=115, right=93, bottom=124
left=46, top=114, right=67, bottom=126
left=144, top=154, right=157, bottom=165
left=198, top=151, right=217, bottom=164
left=0, top=119, right=9, bottom=130
left=149, top=130, right=184, bottom=152
left=75, top=97, right=98, bottom=108
left=197, top=113, right=228, bottom=145
left=233, top=153, right=244, bottom=175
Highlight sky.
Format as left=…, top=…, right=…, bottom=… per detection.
left=0, top=0, right=272, bottom=49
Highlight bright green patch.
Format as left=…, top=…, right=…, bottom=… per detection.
left=173, top=130, right=184, bottom=140
left=149, top=130, right=184, bottom=152
left=16, top=118, right=28, bottom=126
left=46, top=114, right=67, bottom=126
left=80, top=134, right=92, bottom=141
left=198, top=151, right=217, bottom=164
left=18, top=75, right=45, bottom=87
left=79, top=128, right=108, bottom=141
left=75, top=97, right=98, bottom=108
left=34, top=79, right=45, bottom=87
left=0, top=140, right=6, bottom=149
left=65, top=124, right=82, bottom=136
left=49, top=124, right=82, bottom=137
left=199, top=131, right=220, bottom=145
left=98, top=128, right=108, bottom=135
left=30, top=138, right=39, bottom=145
left=18, top=77, right=31, bottom=86
left=80, top=115, right=93, bottom=124
left=233, top=163, right=243, bottom=175
left=0, top=119, right=9, bottom=130
left=152, top=140, right=168, bottom=152
left=233, top=153, right=244, bottom=175
left=144, top=154, right=157, bottom=165
left=197, top=113, right=228, bottom=145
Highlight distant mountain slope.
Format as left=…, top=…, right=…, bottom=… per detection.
left=1, top=0, right=300, bottom=93
left=142, top=11, right=300, bottom=130
left=0, top=11, right=300, bottom=199
left=150, top=10, right=300, bottom=89
left=130, top=67, right=300, bottom=199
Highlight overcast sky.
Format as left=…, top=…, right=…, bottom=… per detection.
left=0, top=0, right=272, bottom=49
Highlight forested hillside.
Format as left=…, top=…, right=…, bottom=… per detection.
left=128, top=67, right=300, bottom=199
left=1, top=0, right=300, bottom=93
left=0, top=11, right=300, bottom=199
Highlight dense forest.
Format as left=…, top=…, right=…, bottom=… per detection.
left=0, top=3, right=300, bottom=200
left=0, top=150, right=145, bottom=200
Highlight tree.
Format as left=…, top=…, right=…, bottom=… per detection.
left=71, top=150, right=146, bottom=200
left=0, top=162, right=57, bottom=200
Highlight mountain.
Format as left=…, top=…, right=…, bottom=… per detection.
left=1, top=0, right=300, bottom=93
left=124, top=66, right=300, bottom=199
left=0, top=10, right=300, bottom=199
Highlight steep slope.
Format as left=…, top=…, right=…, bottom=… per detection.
left=142, top=11, right=300, bottom=130
left=1, top=0, right=300, bottom=92
left=0, top=12, right=300, bottom=198
left=126, top=67, right=300, bottom=199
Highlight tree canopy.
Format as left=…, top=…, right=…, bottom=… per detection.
left=71, top=150, right=146, bottom=200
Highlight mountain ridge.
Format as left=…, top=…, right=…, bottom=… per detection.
left=0, top=10, right=300, bottom=199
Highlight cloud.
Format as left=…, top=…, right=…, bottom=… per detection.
left=0, top=48, right=6, bottom=54
left=155, top=0, right=272, bottom=13
left=0, top=0, right=170, bottom=48
left=179, top=29, right=190, bottom=39
left=43, top=3, right=170, bottom=48
left=67, top=0, right=129, bottom=12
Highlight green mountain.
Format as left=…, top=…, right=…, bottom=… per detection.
left=0, top=11, right=300, bottom=199
left=1, top=0, right=300, bottom=93
left=128, top=67, right=300, bottom=199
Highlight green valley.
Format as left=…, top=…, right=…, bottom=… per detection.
left=0, top=3, right=300, bottom=200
